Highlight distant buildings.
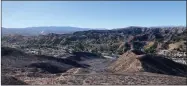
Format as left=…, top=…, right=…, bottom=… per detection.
left=171, top=58, right=187, bottom=64
left=157, top=50, right=186, bottom=57
left=157, top=50, right=186, bottom=64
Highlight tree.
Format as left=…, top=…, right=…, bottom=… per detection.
left=117, top=48, right=124, bottom=55
left=74, top=42, right=85, bottom=52
left=144, top=47, right=156, bottom=54
left=132, top=41, right=144, bottom=50
left=124, top=43, right=131, bottom=52
left=144, top=42, right=157, bottom=54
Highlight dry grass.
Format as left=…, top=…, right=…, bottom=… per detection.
left=108, top=51, right=143, bottom=73
left=169, top=41, right=186, bottom=50
left=144, top=41, right=155, bottom=49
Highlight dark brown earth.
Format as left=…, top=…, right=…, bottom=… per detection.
left=1, top=47, right=187, bottom=85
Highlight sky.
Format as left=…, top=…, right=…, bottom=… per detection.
left=2, top=1, right=186, bottom=29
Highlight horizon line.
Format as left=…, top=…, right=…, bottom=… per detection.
left=2, top=25, right=186, bottom=30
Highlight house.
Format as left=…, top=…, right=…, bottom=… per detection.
left=30, top=50, right=37, bottom=54
left=157, top=50, right=170, bottom=55
left=157, top=50, right=186, bottom=57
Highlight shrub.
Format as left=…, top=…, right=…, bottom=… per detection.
left=144, top=42, right=157, bottom=54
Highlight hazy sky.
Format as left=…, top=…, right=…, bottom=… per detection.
left=2, top=1, right=186, bottom=29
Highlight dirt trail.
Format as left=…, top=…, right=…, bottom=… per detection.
left=13, top=72, right=187, bottom=85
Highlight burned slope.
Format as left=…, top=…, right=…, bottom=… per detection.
left=139, top=55, right=187, bottom=77
left=1, top=47, right=88, bottom=74
left=65, top=52, right=113, bottom=73
left=109, top=50, right=187, bottom=77
left=66, top=52, right=103, bottom=61
left=1, top=47, right=39, bottom=68
left=1, top=47, right=25, bottom=56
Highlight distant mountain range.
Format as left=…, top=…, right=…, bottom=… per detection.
left=2, top=26, right=106, bottom=36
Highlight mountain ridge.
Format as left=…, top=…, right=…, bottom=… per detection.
left=2, top=26, right=107, bottom=36
left=2, top=26, right=186, bottom=56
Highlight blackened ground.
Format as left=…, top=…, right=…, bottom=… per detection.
left=1, top=47, right=89, bottom=75
left=65, top=52, right=116, bottom=73
left=131, top=50, right=145, bottom=55
left=67, top=52, right=103, bottom=61
left=1, top=47, right=25, bottom=56
left=28, top=62, right=68, bottom=74
left=139, top=54, right=187, bottom=77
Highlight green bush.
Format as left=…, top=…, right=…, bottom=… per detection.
left=144, top=42, right=157, bottom=54
left=144, top=47, right=156, bottom=54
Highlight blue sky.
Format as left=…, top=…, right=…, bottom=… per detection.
left=2, top=1, right=186, bottom=29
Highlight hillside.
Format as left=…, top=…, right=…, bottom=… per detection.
left=2, top=47, right=187, bottom=85
left=108, top=50, right=187, bottom=77
left=2, top=26, right=186, bottom=56
left=1, top=47, right=91, bottom=74
left=1, top=26, right=187, bottom=85
left=2, top=26, right=95, bottom=36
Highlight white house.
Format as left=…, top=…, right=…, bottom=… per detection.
left=157, top=50, right=170, bottom=55
left=157, top=50, right=186, bottom=57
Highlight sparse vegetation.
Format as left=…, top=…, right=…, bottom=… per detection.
left=2, top=26, right=187, bottom=85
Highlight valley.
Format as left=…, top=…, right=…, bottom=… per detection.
left=1, top=26, right=187, bottom=85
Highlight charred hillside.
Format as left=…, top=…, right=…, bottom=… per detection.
left=1, top=47, right=92, bottom=74
left=109, top=50, right=187, bottom=77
